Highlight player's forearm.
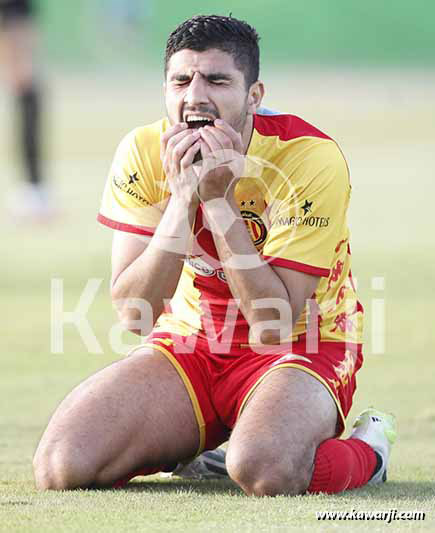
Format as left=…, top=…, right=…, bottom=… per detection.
left=203, top=197, right=293, bottom=344
left=112, top=197, right=197, bottom=333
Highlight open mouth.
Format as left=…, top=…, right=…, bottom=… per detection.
left=184, top=115, right=215, bottom=129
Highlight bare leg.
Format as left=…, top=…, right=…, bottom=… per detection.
left=226, top=368, right=337, bottom=496
left=1, top=17, right=37, bottom=92
left=2, top=18, right=45, bottom=199
left=33, top=348, right=200, bottom=490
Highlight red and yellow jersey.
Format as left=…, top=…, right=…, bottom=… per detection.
left=98, top=108, right=363, bottom=346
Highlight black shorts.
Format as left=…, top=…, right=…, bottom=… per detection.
left=0, top=0, right=34, bottom=26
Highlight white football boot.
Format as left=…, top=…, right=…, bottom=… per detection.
left=350, top=407, right=397, bottom=484
left=162, top=448, right=228, bottom=480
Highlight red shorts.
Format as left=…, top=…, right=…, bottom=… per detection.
left=132, top=332, right=363, bottom=455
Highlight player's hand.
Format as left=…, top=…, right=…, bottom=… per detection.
left=160, top=123, right=201, bottom=207
left=197, top=120, right=244, bottom=204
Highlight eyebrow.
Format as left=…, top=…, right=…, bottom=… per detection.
left=170, top=72, right=232, bottom=82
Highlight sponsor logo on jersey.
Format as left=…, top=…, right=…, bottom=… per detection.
left=185, top=256, right=228, bottom=283
left=185, top=256, right=215, bottom=277
left=128, top=172, right=139, bottom=185
left=274, top=200, right=330, bottom=228
left=217, top=270, right=227, bottom=282
left=240, top=210, right=268, bottom=246
left=275, top=215, right=330, bottom=228
left=112, top=174, right=150, bottom=205
left=302, top=199, right=313, bottom=215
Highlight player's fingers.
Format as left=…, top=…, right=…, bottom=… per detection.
left=200, top=138, right=212, bottom=160
left=161, top=122, right=188, bottom=145
left=172, top=130, right=201, bottom=158
left=214, top=119, right=243, bottom=152
left=199, top=127, right=222, bottom=154
left=198, top=139, right=217, bottom=184
left=160, top=123, right=188, bottom=159
left=166, top=129, right=194, bottom=153
left=162, top=129, right=197, bottom=173
left=173, top=130, right=201, bottom=174
left=203, top=125, right=233, bottom=151
left=180, top=140, right=201, bottom=170
left=201, top=126, right=241, bottom=174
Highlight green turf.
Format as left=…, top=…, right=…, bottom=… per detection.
left=1, top=70, right=434, bottom=531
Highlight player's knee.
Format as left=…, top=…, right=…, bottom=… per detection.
left=227, top=447, right=311, bottom=497
left=236, top=465, right=309, bottom=497
left=33, top=442, right=96, bottom=491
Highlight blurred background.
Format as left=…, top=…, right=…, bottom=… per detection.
left=1, top=0, right=434, bottom=484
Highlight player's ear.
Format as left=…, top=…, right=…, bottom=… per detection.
left=163, top=81, right=167, bottom=95
left=247, top=81, right=265, bottom=114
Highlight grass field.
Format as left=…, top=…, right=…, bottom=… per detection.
left=1, top=68, right=435, bottom=531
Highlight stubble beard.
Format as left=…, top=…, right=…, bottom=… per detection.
left=165, top=99, right=249, bottom=163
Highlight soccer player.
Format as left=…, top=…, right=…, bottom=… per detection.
left=0, top=0, right=51, bottom=218
left=33, top=15, right=396, bottom=495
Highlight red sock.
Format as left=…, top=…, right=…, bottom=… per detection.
left=308, top=438, right=377, bottom=494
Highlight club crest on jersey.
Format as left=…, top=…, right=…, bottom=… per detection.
left=240, top=210, right=267, bottom=247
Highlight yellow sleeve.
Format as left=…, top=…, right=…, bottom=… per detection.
left=98, top=126, right=167, bottom=236
left=263, top=140, right=350, bottom=277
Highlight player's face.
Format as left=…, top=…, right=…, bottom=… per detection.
left=164, top=48, right=251, bottom=133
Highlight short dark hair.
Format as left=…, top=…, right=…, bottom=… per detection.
left=165, top=15, right=260, bottom=88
